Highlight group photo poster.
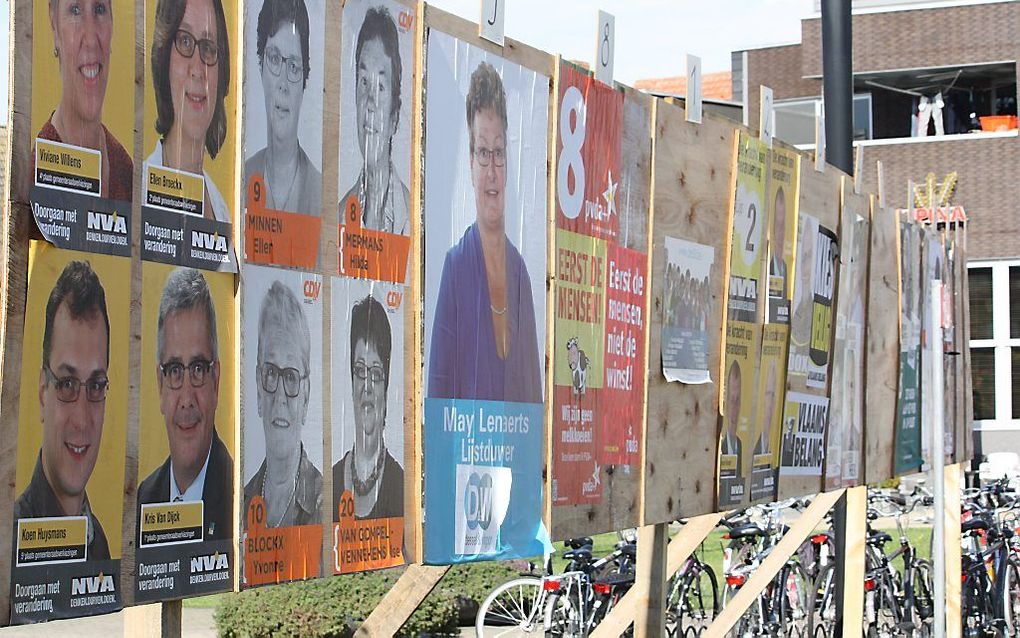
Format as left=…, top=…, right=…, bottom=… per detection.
left=551, top=61, right=621, bottom=507
left=29, top=0, right=134, bottom=256
left=136, top=263, right=237, bottom=601
left=10, top=244, right=129, bottom=622
left=894, top=219, right=923, bottom=474
left=750, top=146, right=800, bottom=502
left=661, top=236, right=714, bottom=385
left=421, top=30, right=549, bottom=563
left=718, top=132, right=768, bottom=509
left=824, top=203, right=869, bottom=491
left=778, top=212, right=838, bottom=479
left=141, top=0, right=240, bottom=271
left=331, top=278, right=407, bottom=573
left=242, top=0, right=326, bottom=269
left=241, top=265, right=324, bottom=586
left=337, top=0, right=415, bottom=285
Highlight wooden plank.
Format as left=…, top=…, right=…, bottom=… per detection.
left=944, top=463, right=963, bottom=638
left=952, top=228, right=967, bottom=464
left=643, top=99, right=734, bottom=524
left=550, top=84, right=651, bottom=539
left=863, top=203, right=900, bottom=485
left=960, top=228, right=974, bottom=462
left=123, top=601, right=182, bottom=638
left=354, top=564, right=451, bottom=637
left=840, top=485, right=866, bottom=638
left=635, top=524, right=670, bottom=638
left=0, top=0, right=36, bottom=623
left=703, top=489, right=844, bottom=638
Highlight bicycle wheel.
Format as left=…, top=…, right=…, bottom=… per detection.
left=777, top=562, right=812, bottom=637
left=475, top=577, right=544, bottom=636
left=668, top=564, right=719, bottom=636
left=1002, top=558, right=1020, bottom=636
left=810, top=563, right=836, bottom=638
left=909, top=559, right=934, bottom=637
left=722, top=583, right=765, bottom=638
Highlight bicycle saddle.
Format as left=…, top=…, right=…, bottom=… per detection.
left=565, top=537, right=594, bottom=550
left=564, top=547, right=593, bottom=563
left=728, top=523, right=766, bottom=539
left=962, top=517, right=990, bottom=534
left=867, top=530, right=893, bottom=546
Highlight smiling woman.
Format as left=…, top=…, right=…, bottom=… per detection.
left=243, top=0, right=322, bottom=216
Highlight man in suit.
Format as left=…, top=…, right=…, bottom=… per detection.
left=138, top=268, right=232, bottom=542
left=721, top=359, right=744, bottom=485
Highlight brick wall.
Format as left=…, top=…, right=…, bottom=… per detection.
left=745, top=45, right=821, bottom=130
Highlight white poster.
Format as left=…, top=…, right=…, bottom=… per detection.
left=661, top=236, right=714, bottom=384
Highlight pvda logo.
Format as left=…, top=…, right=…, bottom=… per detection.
left=464, top=472, right=494, bottom=531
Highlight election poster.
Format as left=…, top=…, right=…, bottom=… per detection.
left=10, top=243, right=129, bottom=623
left=29, top=0, right=134, bottom=256
left=135, top=263, right=236, bottom=601
left=894, top=219, right=923, bottom=474
left=422, top=31, right=548, bottom=563
left=141, top=0, right=239, bottom=271
left=718, top=132, right=768, bottom=508
left=750, top=146, right=799, bottom=502
left=240, top=265, right=323, bottom=586
left=778, top=212, right=838, bottom=480
left=825, top=207, right=869, bottom=490
left=661, top=237, right=714, bottom=384
left=918, top=229, right=943, bottom=470
left=242, top=0, right=326, bottom=269
left=336, top=0, right=415, bottom=284
left=330, top=277, right=407, bottom=573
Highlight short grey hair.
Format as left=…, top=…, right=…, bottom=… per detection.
left=257, top=281, right=310, bottom=374
left=157, top=268, right=218, bottom=362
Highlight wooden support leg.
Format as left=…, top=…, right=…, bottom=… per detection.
left=703, top=490, right=844, bottom=638
left=355, top=564, right=450, bottom=637
left=634, top=523, right=669, bottom=638
left=841, top=486, right=867, bottom=638
left=123, top=601, right=182, bottom=638
left=592, top=513, right=722, bottom=638
left=944, top=463, right=963, bottom=638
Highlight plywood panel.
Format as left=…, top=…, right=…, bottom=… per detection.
left=863, top=204, right=900, bottom=485
left=643, top=100, right=734, bottom=524
left=549, top=86, right=650, bottom=538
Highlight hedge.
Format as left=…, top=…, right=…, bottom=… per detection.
left=215, top=561, right=529, bottom=637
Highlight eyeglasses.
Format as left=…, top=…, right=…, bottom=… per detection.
left=353, top=362, right=386, bottom=384
left=260, top=362, right=306, bottom=398
left=43, top=364, right=109, bottom=403
left=160, top=360, right=215, bottom=389
left=474, top=146, right=506, bottom=168
left=264, top=45, right=303, bottom=84
left=173, top=29, right=219, bottom=66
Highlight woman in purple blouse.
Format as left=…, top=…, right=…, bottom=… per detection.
left=427, top=61, right=542, bottom=404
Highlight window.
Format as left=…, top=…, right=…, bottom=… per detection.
left=968, top=261, right=1020, bottom=430
left=774, top=94, right=874, bottom=146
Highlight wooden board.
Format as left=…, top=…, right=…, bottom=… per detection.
left=959, top=228, right=974, bottom=463
left=952, top=227, right=967, bottom=464
left=549, top=85, right=650, bottom=539
left=863, top=204, right=900, bottom=485
left=642, top=100, right=734, bottom=524
left=776, top=162, right=842, bottom=502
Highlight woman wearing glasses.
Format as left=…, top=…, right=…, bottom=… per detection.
left=244, top=0, right=321, bottom=215
left=427, top=61, right=542, bottom=404
left=338, top=5, right=409, bottom=234
left=243, top=280, right=322, bottom=529
left=333, top=294, right=403, bottom=520
left=148, top=0, right=231, bottom=222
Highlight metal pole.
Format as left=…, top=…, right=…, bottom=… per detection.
left=821, top=3, right=853, bottom=634
left=932, top=281, right=947, bottom=637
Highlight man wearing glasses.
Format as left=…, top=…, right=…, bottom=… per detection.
left=138, top=267, right=233, bottom=541
left=333, top=294, right=403, bottom=521
left=243, top=280, right=321, bottom=528
left=16, top=261, right=112, bottom=560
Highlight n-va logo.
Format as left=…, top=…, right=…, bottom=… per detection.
left=191, top=230, right=228, bottom=253
left=191, top=552, right=229, bottom=573
left=71, top=573, right=115, bottom=595
left=87, top=211, right=127, bottom=235
left=464, top=472, right=494, bottom=531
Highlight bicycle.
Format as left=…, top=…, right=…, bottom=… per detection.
left=960, top=480, right=1020, bottom=638
left=544, top=535, right=637, bottom=637
left=665, top=519, right=719, bottom=636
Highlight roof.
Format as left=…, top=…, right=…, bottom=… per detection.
left=633, top=71, right=733, bottom=100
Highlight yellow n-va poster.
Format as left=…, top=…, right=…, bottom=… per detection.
left=718, top=132, right=768, bottom=509
left=750, top=147, right=800, bottom=503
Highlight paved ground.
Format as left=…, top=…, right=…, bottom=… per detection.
left=0, top=608, right=217, bottom=637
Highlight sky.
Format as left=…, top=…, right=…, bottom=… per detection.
left=0, top=0, right=815, bottom=121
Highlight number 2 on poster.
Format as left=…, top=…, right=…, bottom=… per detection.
left=558, top=86, right=586, bottom=220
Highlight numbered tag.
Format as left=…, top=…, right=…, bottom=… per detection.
left=815, top=100, right=826, bottom=172
left=759, top=86, right=774, bottom=148
left=479, top=0, right=505, bottom=46
left=854, top=144, right=863, bottom=193
left=594, top=10, right=614, bottom=85
left=685, top=54, right=702, bottom=124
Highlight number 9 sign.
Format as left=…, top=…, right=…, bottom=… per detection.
left=557, top=85, right=586, bottom=220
